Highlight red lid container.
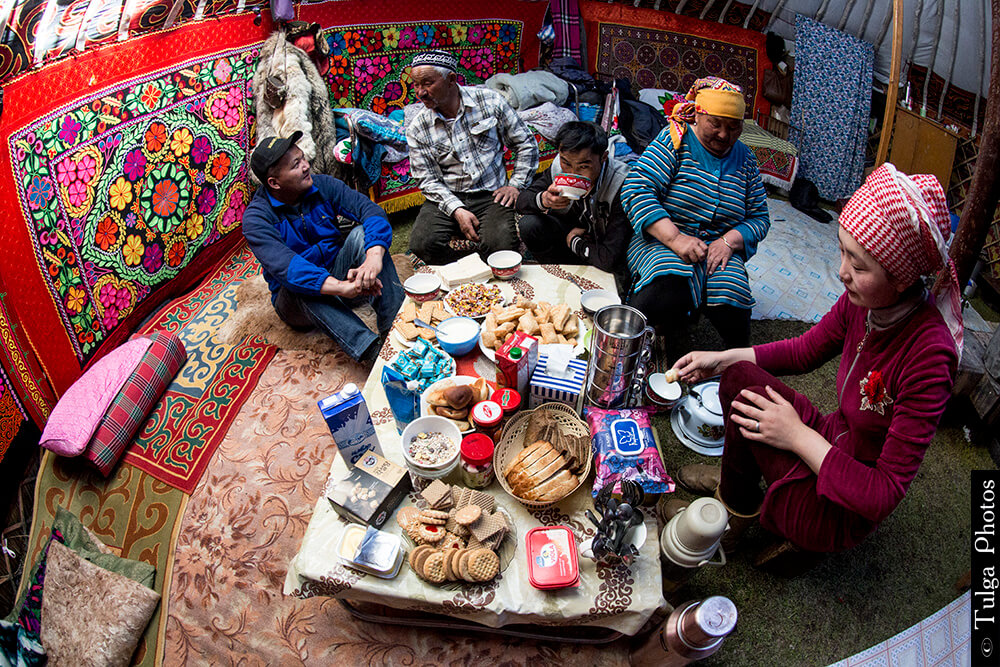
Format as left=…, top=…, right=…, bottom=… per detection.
left=460, top=433, right=494, bottom=465
left=490, top=388, right=521, bottom=415
left=525, top=525, right=580, bottom=590
left=471, top=400, right=503, bottom=429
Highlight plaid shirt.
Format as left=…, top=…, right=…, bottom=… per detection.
left=406, top=86, right=539, bottom=216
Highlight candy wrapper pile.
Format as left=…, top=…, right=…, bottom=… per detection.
left=390, top=338, right=455, bottom=391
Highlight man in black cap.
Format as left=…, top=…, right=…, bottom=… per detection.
left=242, top=131, right=403, bottom=362
left=406, top=49, right=538, bottom=265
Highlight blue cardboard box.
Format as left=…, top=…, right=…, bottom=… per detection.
left=529, top=354, right=588, bottom=409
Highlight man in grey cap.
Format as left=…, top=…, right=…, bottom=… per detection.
left=406, top=49, right=539, bottom=265
left=242, top=131, right=403, bottom=362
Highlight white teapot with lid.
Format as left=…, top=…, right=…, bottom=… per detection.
left=674, top=381, right=726, bottom=449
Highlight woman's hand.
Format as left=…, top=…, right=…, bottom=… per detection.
left=667, top=233, right=708, bottom=263
left=672, top=347, right=756, bottom=384
left=706, top=238, right=733, bottom=275
left=729, top=386, right=833, bottom=473
left=730, top=385, right=807, bottom=452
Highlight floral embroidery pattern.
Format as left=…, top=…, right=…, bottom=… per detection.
left=859, top=370, right=893, bottom=415
left=321, top=21, right=522, bottom=112
left=9, top=46, right=256, bottom=362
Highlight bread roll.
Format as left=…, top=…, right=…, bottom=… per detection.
left=433, top=405, right=469, bottom=420
left=471, top=377, right=491, bottom=402
left=444, top=385, right=473, bottom=409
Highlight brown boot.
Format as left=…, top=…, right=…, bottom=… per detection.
left=714, top=488, right=760, bottom=553
left=676, top=464, right=721, bottom=496
left=656, top=497, right=690, bottom=529
left=753, top=538, right=822, bottom=576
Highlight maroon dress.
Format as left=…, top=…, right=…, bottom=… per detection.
left=718, top=292, right=957, bottom=552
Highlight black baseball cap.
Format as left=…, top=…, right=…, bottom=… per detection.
left=250, top=130, right=303, bottom=184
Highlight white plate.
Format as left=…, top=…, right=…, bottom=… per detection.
left=420, top=375, right=479, bottom=433
left=443, top=282, right=506, bottom=319
left=670, top=403, right=724, bottom=457
left=478, top=317, right=589, bottom=362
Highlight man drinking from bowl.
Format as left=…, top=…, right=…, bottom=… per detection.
left=515, top=122, right=632, bottom=281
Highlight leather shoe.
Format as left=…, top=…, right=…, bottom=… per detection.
left=676, top=464, right=722, bottom=495
left=655, top=497, right=690, bottom=527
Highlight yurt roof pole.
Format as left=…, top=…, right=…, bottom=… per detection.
left=742, top=0, right=762, bottom=29
left=946, top=0, right=1000, bottom=289
left=699, top=0, right=718, bottom=21
left=718, top=0, right=735, bottom=23
left=874, top=2, right=894, bottom=50
left=921, top=0, right=946, bottom=113
left=974, top=0, right=988, bottom=137
left=909, top=0, right=924, bottom=68
left=836, top=0, right=858, bottom=31
left=936, top=1, right=962, bottom=120
left=816, top=0, right=833, bottom=23
left=875, top=0, right=904, bottom=167
left=766, top=0, right=791, bottom=31
left=858, top=0, right=878, bottom=37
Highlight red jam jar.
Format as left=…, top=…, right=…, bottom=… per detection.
left=460, top=433, right=495, bottom=489
left=471, top=400, right=503, bottom=441
left=490, top=388, right=521, bottom=423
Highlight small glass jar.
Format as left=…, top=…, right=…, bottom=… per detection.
left=490, top=388, right=521, bottom=427
left=471, top=400, right=503, bottom=441
left=460, top=433, right=495, bottom=488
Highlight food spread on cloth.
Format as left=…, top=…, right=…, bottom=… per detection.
left=444, top=283, right=504, bottom=318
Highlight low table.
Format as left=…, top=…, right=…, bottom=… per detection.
left=284, top=264, right=666, bottom=637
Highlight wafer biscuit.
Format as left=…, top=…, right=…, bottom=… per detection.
left=470, top=512, right=504, bottom=542
left=420, top=480, right=452, bottom=509
left=469, top=490, right=495, bottom=512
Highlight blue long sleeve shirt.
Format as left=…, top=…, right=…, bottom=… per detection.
left=242, top=174, right=393, bottom=301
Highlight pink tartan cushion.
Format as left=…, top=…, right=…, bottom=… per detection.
left=84, top=331, right=187, bottom=476
left=39, top=337, right=153, bottom=456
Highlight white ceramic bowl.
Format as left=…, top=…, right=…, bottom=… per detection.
left=580, top=289, right=621, bottom=316
left=400, top=415, right=462, bottom=475
left=403, top=274, right=442, bottom=302
left=487, top=250, right=522, bottom=280
left=648, top=373, right=682, bottom=403
left=434, top=316, right=481, bottom=356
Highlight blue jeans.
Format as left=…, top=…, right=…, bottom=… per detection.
left=273, top=226, right=403, bottom=360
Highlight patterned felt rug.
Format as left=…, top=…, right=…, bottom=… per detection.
left=121, top=244, right=275, bottom=494
left=23, top=452, right=187, bottom=667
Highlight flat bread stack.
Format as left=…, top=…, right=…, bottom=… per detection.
left=502, top=411, right=589, bottom=503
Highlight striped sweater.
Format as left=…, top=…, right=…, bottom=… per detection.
left=622, top=126, right=770, bottom=309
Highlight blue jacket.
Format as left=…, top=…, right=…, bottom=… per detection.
left=242, top=174, right=393, bottom=301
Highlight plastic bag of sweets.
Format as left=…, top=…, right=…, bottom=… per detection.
left=585, top=407, right=674, bottom=497
left=381, top=366, right=421, bottom=433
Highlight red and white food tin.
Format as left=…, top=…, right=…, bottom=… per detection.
left=525, top=525, right=580, bottom=590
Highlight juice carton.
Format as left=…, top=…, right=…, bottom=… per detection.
left=318, top=383, right=382, bottom=467
left=496, top=331, right=538, bottom=399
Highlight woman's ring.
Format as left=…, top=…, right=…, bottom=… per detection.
left=754, top=420, right=760, bottom=432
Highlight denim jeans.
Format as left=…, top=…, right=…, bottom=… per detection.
left=273, top=226, right=403, bottom=360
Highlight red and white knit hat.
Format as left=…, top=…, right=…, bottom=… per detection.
left=839, top=163, right=963, bottom=356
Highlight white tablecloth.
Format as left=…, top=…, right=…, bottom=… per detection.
left=284, top=264, right=666, bottom=635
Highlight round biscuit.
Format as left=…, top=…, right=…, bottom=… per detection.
left=419, top=524, right=445, bottom=543
left=458, top=549, right=474, bottom=582
left=455, top=504, right=482, bottom=526
left=442, top=548, right=456, bottom=581
left=421, top=509, right=451, bottom=520
left=423, top=551, right=447, bottom=584
left=407, top=524, right=426, bottom=545
left=409, top=545, right=433, bottom=573
left=396, top=506, right=421, bottom=531
left=468, top=548, right=500, bottom=582
left=447, top=548, right=462, bottom=581
left=419, top=510, right=447, bottom=525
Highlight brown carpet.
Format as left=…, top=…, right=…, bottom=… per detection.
left=218, top=254, right=415, bottom=355
left=161, top=349, right=628, bottom=666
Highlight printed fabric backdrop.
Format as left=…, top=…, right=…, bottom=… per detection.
left=7, top=45, right=258, bottom=367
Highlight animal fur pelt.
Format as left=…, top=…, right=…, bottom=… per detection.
left=253, top=31, right=337, bottom=179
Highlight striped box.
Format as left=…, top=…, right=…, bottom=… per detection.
left=529, top=355, right=588, bottom=410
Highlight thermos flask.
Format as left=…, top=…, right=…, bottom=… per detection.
left=630, top=596, right=738, bottom=666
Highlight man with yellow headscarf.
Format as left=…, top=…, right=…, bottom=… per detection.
left=623, top=77, right=770, bottom=356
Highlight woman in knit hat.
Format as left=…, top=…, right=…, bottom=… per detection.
left=668, top=163, right=961, bottom=560
left=623, top=76, right=770, bottom=353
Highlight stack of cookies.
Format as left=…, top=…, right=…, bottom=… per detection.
left=396, top=480, right=510, bottom=585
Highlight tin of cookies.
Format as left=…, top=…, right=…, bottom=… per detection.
left=396, top=506, right=421, bottom=531
left=455, top=504, right=482, bottom=526
left=468, top=548, right=500, bottom=582
left=419, top=523, right=445, bottom=543
left=422, top=551, right=447, bottom=584
left=409, top=545, right=434, bottom=573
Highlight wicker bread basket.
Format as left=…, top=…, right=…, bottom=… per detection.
left=494, top=402, right=592, bottom=508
